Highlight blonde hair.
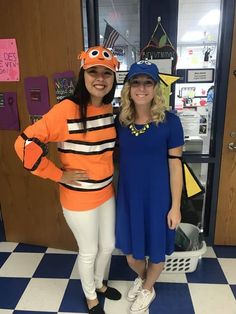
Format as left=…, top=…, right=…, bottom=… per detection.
left=119, top=81, right=166, bottom=126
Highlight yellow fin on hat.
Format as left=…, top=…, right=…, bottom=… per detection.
left=159, top=73, right=180, bottom=86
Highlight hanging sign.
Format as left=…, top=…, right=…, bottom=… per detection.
left=116, top=71, right=128, bottom=84
left=53, top=71, right=75, bottom=102
left=177, top=68, right=215, bottom=83
left=140, top=18, right=177, bottom=73
left=187, top=69, right=214, bottom=83
left=0, top=92, right=20, bottom=130
left=0, top=39, right=20, bottom=81
left=151, top=59, right=172, bottom=74
left=141, top=44, right=177, bottom=70
left=24, top=76, right=50, bottom=115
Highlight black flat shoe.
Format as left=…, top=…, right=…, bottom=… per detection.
left=88, top=303, right=105, bottom=314
left=96, top=286, right=122, bottom=300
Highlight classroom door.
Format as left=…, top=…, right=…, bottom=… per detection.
left=0, top=0, right=83, bottom=250
left=214, top=6, right=236, bottom=245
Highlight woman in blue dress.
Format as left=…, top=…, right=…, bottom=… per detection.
left=115, top=61, right=184, bottom=313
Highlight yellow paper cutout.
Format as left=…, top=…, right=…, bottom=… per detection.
left=183, top=163, right=204, bottom=198
left=159, top=73, right=180, bottom=86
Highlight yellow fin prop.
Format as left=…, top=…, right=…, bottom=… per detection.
left=183, top=162, right=204, bottom=199
left=159, top=73, right=180, bottom=86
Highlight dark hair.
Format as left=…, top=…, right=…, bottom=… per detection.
left=66, top=68, right=117, bottom=131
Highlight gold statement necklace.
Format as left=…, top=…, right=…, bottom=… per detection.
left=129, top=122, right=150, bottom=136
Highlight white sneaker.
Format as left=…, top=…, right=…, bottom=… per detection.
left=127, top=277, right=144, bottom=301
left=130, top=288, right=156, bottom=314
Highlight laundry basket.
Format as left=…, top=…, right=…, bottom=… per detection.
left=163, top=223, right=207, bottom=273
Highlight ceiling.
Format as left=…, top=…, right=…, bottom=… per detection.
left=178, top=0, right=221, bottom=45
left=82, top=0, right=221, bottom=49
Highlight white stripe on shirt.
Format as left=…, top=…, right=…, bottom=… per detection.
left=57, top=138, right=116, bottom=155
left=68, top=115, right=114, bottom=133
left=61, top=176, right=113, bottom=191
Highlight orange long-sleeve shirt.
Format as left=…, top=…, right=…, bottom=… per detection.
left=14, top=99, right=116, bottom=211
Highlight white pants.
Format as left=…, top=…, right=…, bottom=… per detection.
left=63, top=197, right=115, bottom=300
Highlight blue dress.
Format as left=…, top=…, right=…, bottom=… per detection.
left=115, top=111, right=184, bottom=263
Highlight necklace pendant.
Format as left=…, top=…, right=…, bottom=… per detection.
left=129, top=122, right=150, bottom=136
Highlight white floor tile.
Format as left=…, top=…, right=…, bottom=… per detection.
left=158, top=272, right=187, bottom=283
left=104, top=280, right=138, bottom=314
left=0, top=253, right=43, bottom=277
left=15, top=278, right=69, bottom=312
left=46, top=248, right=77, bottom=254
left=70, top=256, right=111, bottom=280
left=218, top=258, right=236, bottom=284
left=0, top=310, right=14, bottom=314
left=70, top=256, right=80, bottom=279
left=189, top=283, right=236, bottom=314
left=0, top=242, right=18, bottom=252
left=203, top=246, right=217, bottom=258
left=112, top=249, right=124, bottom=256
left=58, top=313, right=85, bottom=314
left=104, top=257, right=111, bottom=280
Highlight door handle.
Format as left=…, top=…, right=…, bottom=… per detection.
left=228, top=142, right=236, bottom=150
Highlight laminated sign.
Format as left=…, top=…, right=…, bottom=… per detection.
left=0, top=39, right=20, bottom=81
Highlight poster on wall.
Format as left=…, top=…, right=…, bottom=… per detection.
left=113, top=45, right=129, bottom=68
left=116, top=71, right=128, bottom=84
left=0, top=93, right=4, bottom=107
left=53, top=71, right=75, bottom=102
left=199, top=114, right=208, bottom=136
left=0, top=92, right=20, bottom=130
left=0, top=39, right=20, bottom=82
left=24, top=76, right=50, bottom=116
left=151, top=59, right=172, bottom=75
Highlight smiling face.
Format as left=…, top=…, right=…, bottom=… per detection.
left=84, top=65, right=115, bottom=106
left=130, top=75, right=155, bottom=107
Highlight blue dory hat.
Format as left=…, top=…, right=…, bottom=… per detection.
left=126, top=60, right=160, bottom=82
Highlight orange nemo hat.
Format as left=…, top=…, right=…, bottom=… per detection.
left=79, top=46, right=120, bottom=72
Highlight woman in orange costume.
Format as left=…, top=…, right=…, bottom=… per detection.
left=15, top=46, right=121, bottom=314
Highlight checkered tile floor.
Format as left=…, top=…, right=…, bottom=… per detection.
left=0, top=242, right=236, bottom=314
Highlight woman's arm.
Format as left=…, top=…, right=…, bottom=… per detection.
left=167, top=146, right=183, bottom=229
left=14, top=102, right=68, bottom=182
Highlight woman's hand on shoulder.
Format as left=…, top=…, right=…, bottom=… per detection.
left=167, top=207, right=181, bottom=230
left=60, top=168, right=89, bottom=186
